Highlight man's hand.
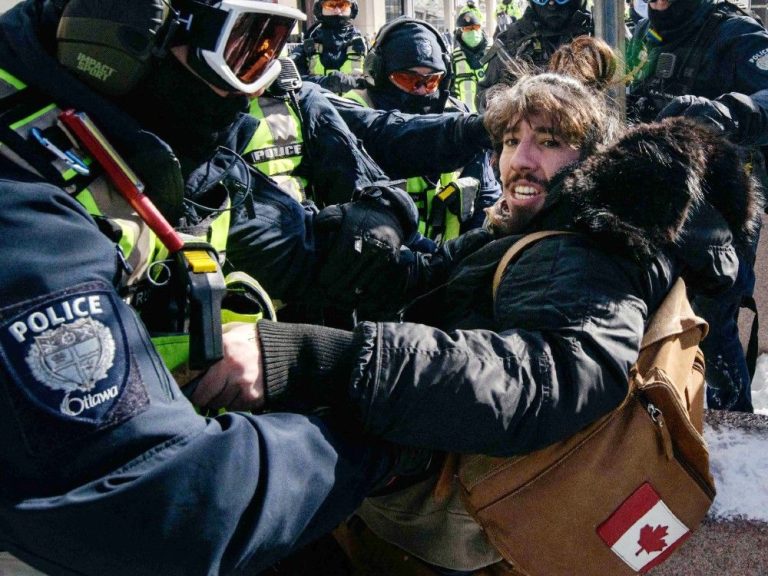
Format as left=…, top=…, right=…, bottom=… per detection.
left=657, top=95, right=737, bottom=136
left=190, top=322, right=265, bottom=412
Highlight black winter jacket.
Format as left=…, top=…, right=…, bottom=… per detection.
left=258, top=118, right=760, bottom=457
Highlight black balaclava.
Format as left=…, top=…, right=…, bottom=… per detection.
left=374, top=21, right=447, bottom=115
left=530, top=0, right=582, bottom=31
left=313, top=0, right=358, bottom=29
left=120, top=53, right=248, bottom=161
left=648, top=0, right=703, bottom=38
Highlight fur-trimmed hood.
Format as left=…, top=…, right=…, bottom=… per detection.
left=550, top=117, right=761, bottom=262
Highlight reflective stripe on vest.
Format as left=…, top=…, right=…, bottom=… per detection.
left=407, top=171, right=462, bottom=242
left=451, top=48, right=485, bottom=114
left=245, top=95, right=307, bottom=202
left=308, top=42, right=365, bottom=75
left=344, top=87, right=463, bottom=243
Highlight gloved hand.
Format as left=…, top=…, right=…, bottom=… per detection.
left=656, top=95, right=737, bottom=136
left=323, top=70, right=363, bottom=94
left=315, top=184, right=419, bottom=315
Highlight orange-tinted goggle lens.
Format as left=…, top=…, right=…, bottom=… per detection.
left=388, top=70, right=445, bottom=94
left=461, top=24, right=482, bottom=31
left=323, top=0, right=352, bottom=10
left=223, top=13, right=294, bottom=84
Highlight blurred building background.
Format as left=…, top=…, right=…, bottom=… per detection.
left=0, top=1, right=764, bottom=42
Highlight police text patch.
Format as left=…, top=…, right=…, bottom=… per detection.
left=749, top=47, right=768, bottom=71
left=0, top=283, right=131, bottom=424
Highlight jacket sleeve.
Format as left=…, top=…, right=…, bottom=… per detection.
left=713, top=17, right=768, bottom=146
left=325, top=92, right=492, bottom=177
left=0, top=172, right=395, bottom=576
left=288, top=43, right=311, bottom=77
left=259, top=236, right=665, bottom=457
left=298, top=83, right=391, bottom=206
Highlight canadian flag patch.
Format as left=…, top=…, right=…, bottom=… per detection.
left=597, top=482, right=691, bottom=573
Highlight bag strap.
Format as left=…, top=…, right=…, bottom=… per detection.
left=634, top=277, right=708, bottom=430
left=492, top=230, right=574, bottom=300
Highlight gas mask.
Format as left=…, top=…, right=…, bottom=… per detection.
left=530, top=0, right=580, bottom=31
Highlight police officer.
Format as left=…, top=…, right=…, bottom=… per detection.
left=476, top=0, right=593, bottom=111
left=495, top=0, right=523, bottom=37
left=626, top=0, right=768, bottom=412
left=289, top=0, right=367, bottom=95
left=342, top=17, right=500, bottom=244
left=458, top=0, right=485, bottom=23
left=452, top=9, right=490, bottom=113
left=0, top=0, right=430, bottom=573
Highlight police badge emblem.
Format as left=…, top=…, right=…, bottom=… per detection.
left=26, top=317, right=115, bottom=393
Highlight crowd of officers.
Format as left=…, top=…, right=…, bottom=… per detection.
left=0, top=0, right=766, bottom=574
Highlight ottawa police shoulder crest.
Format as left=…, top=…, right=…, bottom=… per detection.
left=0, top=282, right=137, bottom=425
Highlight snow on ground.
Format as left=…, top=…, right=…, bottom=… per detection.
left=751, top=353, right=768, bottom=416
left=704, top=353, right=768, bottom=522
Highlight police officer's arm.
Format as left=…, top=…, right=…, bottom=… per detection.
left=0, top=171, right=401, bottom=575
left=288, top=42, right=312, bottom=77
left=326, top=92, right=492, bottom=177
left=658, top=19, right=768, bottom=147
left=297, top=83, right=391, bottom=206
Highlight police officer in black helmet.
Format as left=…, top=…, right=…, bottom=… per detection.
left=627, top=0, right=768, bottom=413
left=0, top=0, right=431, bottom=573
left=476, top=0, right=592, bottom=111
left=289, top=0, right=367, bottom=94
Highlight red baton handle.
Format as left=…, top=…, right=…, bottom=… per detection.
left=58, top=109, right=184, bottom=254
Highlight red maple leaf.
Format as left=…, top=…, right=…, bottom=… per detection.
left=636, top=524, right=669, bottom=556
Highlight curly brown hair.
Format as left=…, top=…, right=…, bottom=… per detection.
left=483, top=72, right=622, bottom=159
left=547, top=35, right=620, bottom=92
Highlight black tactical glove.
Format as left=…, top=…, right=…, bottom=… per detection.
left=315, top=184, right=419, bottom=315
left=657, top=95, right=737, bottom=137
left=322, top=70, right=363, bottom=95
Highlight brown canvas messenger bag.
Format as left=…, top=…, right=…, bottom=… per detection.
left=455, top=230, right=716, bottom=575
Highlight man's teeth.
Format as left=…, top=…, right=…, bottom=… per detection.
left=513, top=185, right=539, bottom=198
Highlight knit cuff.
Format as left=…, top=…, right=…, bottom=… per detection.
left=257, top=320, right=356, bottom=409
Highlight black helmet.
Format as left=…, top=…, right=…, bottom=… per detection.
left=313, top=0, right=359, bottom=23
left=456, top=10, right=482, bottom=28
left=530, top=0, right=583, bottom=31
left=55, top=0, right=305, bottom=95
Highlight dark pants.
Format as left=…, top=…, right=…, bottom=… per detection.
left=693, top=229, right=759, bottom=412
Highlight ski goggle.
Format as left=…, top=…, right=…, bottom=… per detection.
left=388, top=69, right=445, bottom=94
left=530, top=0, right=572, bottom=6
left=197, top=0, right=306, bottom=94
left=322, top=0, right=353, bottom=9
left=461, top=24, right=482, bottom=31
